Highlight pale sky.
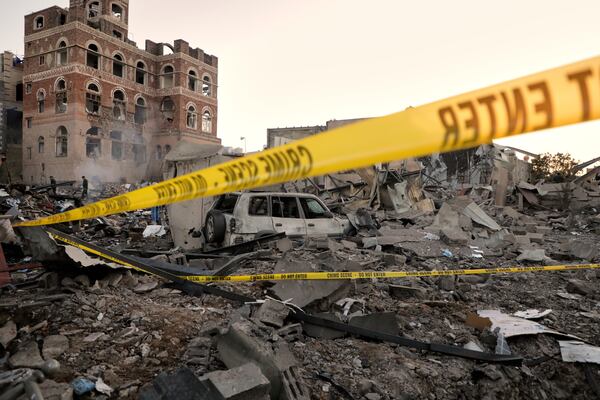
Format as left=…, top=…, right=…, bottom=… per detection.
left=3, top=0, right=600, bottom=162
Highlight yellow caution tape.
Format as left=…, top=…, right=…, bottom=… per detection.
left=17, top=55, right=600, bottom=227
left=49, top=230, right=600, bottom=283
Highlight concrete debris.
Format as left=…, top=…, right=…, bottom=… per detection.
left=0, top=320, right=17, bottom=348
left=8, top=341, right=45, bottom=369
left=559, top=341, right=600, bottom=364
left=253, top=299, right=290, bottom=328
left=202, top=363, right=271, bottom=399
left=42, top=335, right=69, bottom=360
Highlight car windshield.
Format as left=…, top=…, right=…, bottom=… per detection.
left=213, top=194, right=239, bottom=213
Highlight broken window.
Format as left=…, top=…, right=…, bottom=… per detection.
left=87, top=1, right=100, bottom=19
left=160, top=97, right=175, bottom=122
left=59, top=13, right=67, bottom=25
left=112, top=3, right=123, bottom=19
left=165, top=144, right=171, bottom=155
left=38, top=136, right=45, bottom=154
left=37, top=90, right=45, bottom=113
left=26, top=83, right=32, bottom=94
left=249, top=196, right=269, bottom=216
left=188, top=70, right=197, bottom=91
left=133, top=135, right=146, bottom=163
left=55, top=126, right=68, bottom=157
left=57, top=41, right=68, bottom=65
left=112, top=30, right=123, bottom=40
left=34, top=16, right=44, bottom=29
left=134, top=97, right=146, bottom=125
left=39, top=55, right=45, bottom=66
left=86, top=127, right=101, bottom=158
left=271, top=197, right=300, bottom=219
left=300, top=197, right=330, bottom=219
left=113, top=54, right=124, bottom=77
left=16, top=83, right=23, bottom=101
left=161, top=65, right=174, bottom=89
left=201, top=110, right=212, bottom=133
left=135, top=61, right=146, bottom=85
left=156, top=145, right=162, bottom=160
left=186, top=105, right=197, bottom=129
left=110, top=131, right=122, bottom=160
left=112, top=90, right=125, bottom=120
left=55, top=79, right=67, bottom=114
left=86, top=83, right=101, bottom=114
left=87, top=44, right=100, bottom=69
left=202, top=76, right=211, bottom=96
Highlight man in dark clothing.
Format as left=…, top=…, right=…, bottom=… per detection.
left=81, top=176, right=88, bottom=199
left=49, top=176, right=57, bottom=195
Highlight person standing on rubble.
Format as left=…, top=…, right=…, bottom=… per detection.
left=50, top=176, right=57, bottom=195
left=81, top=176, right=88, bottom=199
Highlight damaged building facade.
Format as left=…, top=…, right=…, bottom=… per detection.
left=22, top=0, right=220, bottom=184
left=0, top=51, right=24, bottom=183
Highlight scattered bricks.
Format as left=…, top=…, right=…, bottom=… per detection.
left=305, top=235, right=329, bottom=250
left=524, top=222, right=538, bottom=233
left=202, top=363, right=270, bottom=400
left=253, top=299, right=290, bottom=328
left=440, top=228, right=469, bottom=246
left=535, top=226, right=553, bottom=235
left=341, top=240, right=358, bottom=250
left=566, top=279, right=594, bottom=296
left=512, top=228, right=528, bottom=236
left=381, top=254, right=407, bottom=267
left=526, top=233, right=545, bottom=244
left=276, top=324, right=303, bottom=342
left=389, top=285, right=427, bottom=300
left=327, top=239, right=344, bottom=252
left=514, top=235, right=531, bottom=246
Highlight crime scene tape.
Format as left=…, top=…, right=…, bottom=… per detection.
left=17, top=55, right=600, bottom=227
left=48, top=229, right=600, bottom=283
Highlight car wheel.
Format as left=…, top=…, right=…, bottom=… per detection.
left=254, top=230, right=277, bottom=240
left=204, top=211, right=226, bottom=243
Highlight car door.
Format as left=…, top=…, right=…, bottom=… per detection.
left=243, top=195, right=274, bottom=234
left=299, top=196, right=343, bottom=237
left=271, top=196, right=307, bottom=238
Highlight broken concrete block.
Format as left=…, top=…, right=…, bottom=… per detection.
left=73, top=274, right=90, bottom=287
left=9, top=341, right=45, bottom=369
left=276, top=238, right=293, bottom=253
left=37, top=379, right=74, bottom=400
left=133, top=281, right=159, bottom=293
left=570, top=241, right=598, bottom=260
left=536, top=226, right=553, bottom=235
left=302, top=313, right=346, bottom=340
left=517, top=249, right=546, bottom=262
left=202, top=363, right=270, bottom=400
left=349, top=312, right=400, bottom=336
left=437, top=276, right=456, bottom=291
left=514, top=235, right=531, bottom=246
left=566, top=279, right=594, bottom=296
left=253, top=299, right=290, bottom=328
left=0, top=320, right=17, bottom=348
left=139, top=367, right=210, bottom=400
left=388, top=285, right=427, bottom=300
left=341, top=240, right=358, bottom=250
left=440, top=228, right=469, bottom=246
left=42, top=335, right=69, bottom=360
left=527, top=233, right=545, bottom=244
left=276, top=324, right=303, bottom=342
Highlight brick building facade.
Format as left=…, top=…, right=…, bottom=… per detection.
left=0, top=51, right=24, bottom=182
left=23, top=0, right=220, bottom=184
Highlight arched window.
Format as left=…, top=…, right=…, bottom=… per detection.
left=134, top=97, right=146, bottom=125
left=156, top=145, right=163, bottom=160
left=87, top=43, right=100, bottom=69
left=86, top=127, right=101, bottom=158
left=87, top=1, right=101, bottom=19
left=37, top=90, right=46, bottom=113
left=86, top=82, right=101, bottom=114
left=186, top=105, right=197, bottom=129
left=112, top=89, right=125, bottom=120
left=202, top=110, right=212, bottom=133
left=202, top=75, right=212, bottom=96
left=55, top=79, right=67, bottom=114
left=161, top=65, right=174, bottom=89
left=165, top=144, right=171, bottom=154
left=112, top=54, right=124, bottom=77
left=34, top=16, right=44, bottom=30
left=135, top=61, right=146, bottom=85
left=56, top=41, right=68, bottom=66
left=160, top=97, right=175, bottom=122
left=111, top=3, right=124, bottom=19
left=56, top=126, right=68, bottom=157
left=38, top=136, right=45, bottom=153
left=188, top=70, right=197, bottom=91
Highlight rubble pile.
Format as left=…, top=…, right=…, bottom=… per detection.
left=1, top=149, right=600, bottom=399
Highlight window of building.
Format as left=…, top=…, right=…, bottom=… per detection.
left=56, top=126, right=68, bottom=157
left=55, top=79, right=67, bottom=114
left=16, top=83, right=23, bottom=101
left=86, top=127, right=101, bottom=158
left=34, top=16, right=44, bottom=30
left=26, top=117, right=32, bottom=129
left=135, top=61, right=146, bottom=85
left=161, top=65, right=174, bottom=89
left=156, top=145, right=162, bottom=160
left=134, top=97, right=146, bottom=125
left=39, top=55, right=45, bottom=66
left=188, top=70, right=197, bottom=91
left=27, top=147, right=32, bottom=160
left=201, top=110, right=212, bottom=133
left=110, top=131, right=122, bottom=160
left=160, top=97, right=175, bottom=122
left=59, top=13, right=67, bottom=25
left=132, top=135, right=146, bottom=163
left=271, top=197, right=300, bottom=218
left=186, top=105, right=197, bottom=129
left=112, top=30, right=123, bottom=40
left=38, top=136, right=45, bottom=153
left=87, top=43, right=100, bottom=69
left=112, top=90, right=125, bottom=121
left=249, top=196, right=269, bottom=216
left=202, top=76, right=211, bottom=96
left=165, top=144, right=171, bottom=155
left=26, top=83, right=32, bottom=94
left=57, top=41, right=68, bottom=66
left=88, top=1, right=100, bottom=18
left=112, top=54, right=124, bottom=77
left=112, top=3, right=123, bottom=19
left=86, top=83, right=101, bottom=114
left=37, top=90, right=45, bottom=113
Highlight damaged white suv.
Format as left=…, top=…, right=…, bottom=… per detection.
left=203, top=192, right=350, bottom=247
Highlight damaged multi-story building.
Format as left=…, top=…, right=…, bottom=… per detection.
left=0, top=51, right=24, bottom=183
left=22, top=0, right=220, bottom=184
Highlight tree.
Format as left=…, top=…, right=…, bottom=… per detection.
left=531, top=153, right=579, bottom=183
